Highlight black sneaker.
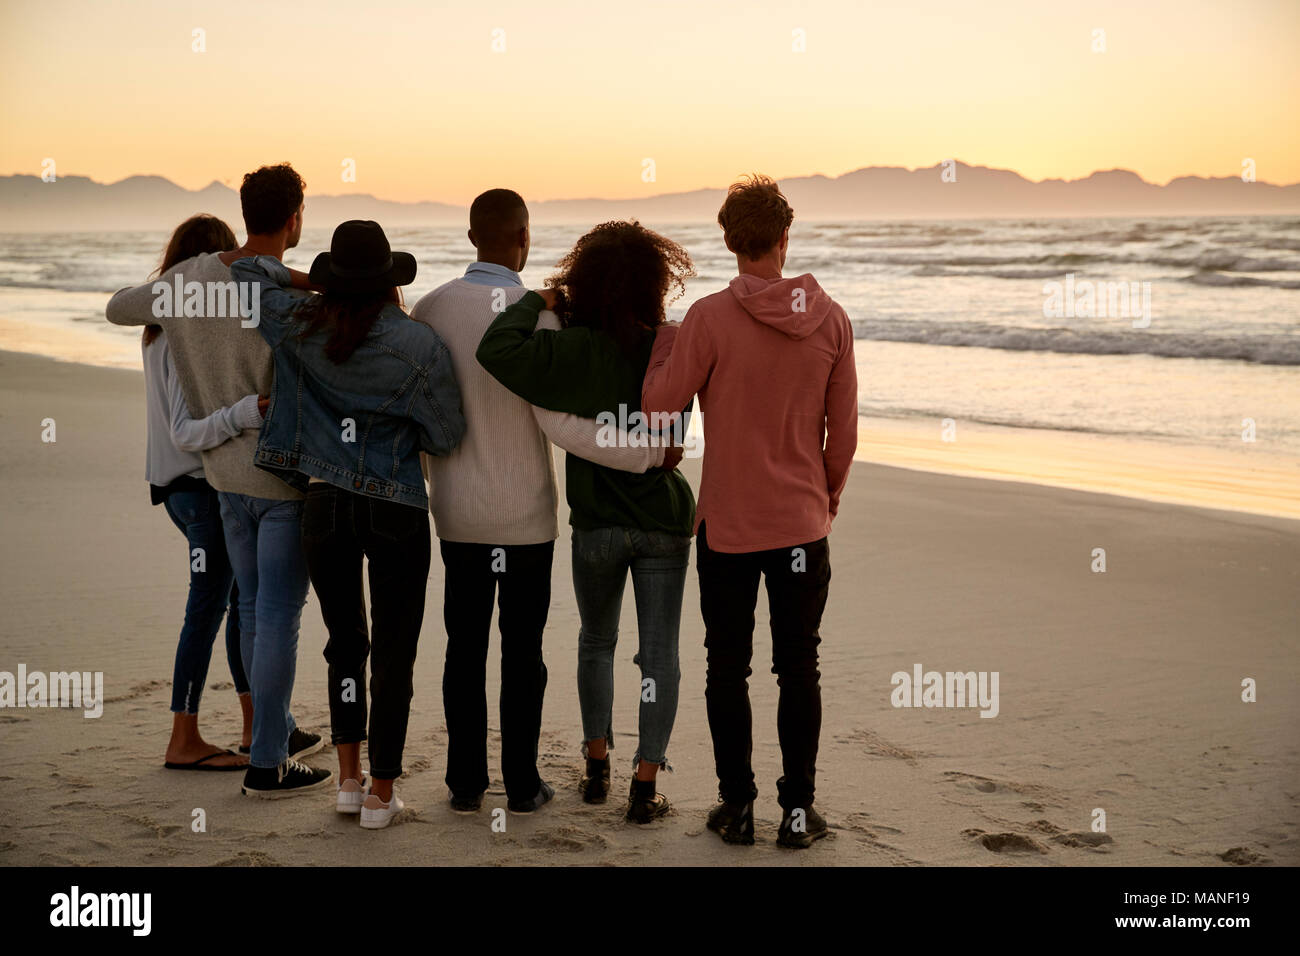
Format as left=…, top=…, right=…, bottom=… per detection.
left=580, top=756, right=611, bottom=804
left=507, top=780, right=555, bottom=814
left=777, top=804, right=829, bottom=849
left=706, top=798, right=755, bottom=845
left=449, top=791, right=484, bottom=813
left=287, top=728, right=324, bottom=761
left=625, top=777, right=671, bottom=824
left=241, top=759, right=334, bottom=799
left=239, top=727, right=323, bottom=758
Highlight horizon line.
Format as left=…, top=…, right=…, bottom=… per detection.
left=6, top=160, right=1296, bottom=208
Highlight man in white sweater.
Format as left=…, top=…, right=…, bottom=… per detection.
left=411, top=189, right=668, bottom=814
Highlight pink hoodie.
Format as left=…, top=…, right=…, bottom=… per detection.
left=642, top=272, right=858, bottom=553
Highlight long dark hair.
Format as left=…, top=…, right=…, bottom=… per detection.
left=296, top=286, right=404, bottom=364
left=144, top=214, right=237, bottom=347
left=546, top=220, right=695, bottom=357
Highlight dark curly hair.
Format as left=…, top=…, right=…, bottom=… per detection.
left=546, top=221, right=695, bottom=357
left=240, top=163, right=305, bottom=235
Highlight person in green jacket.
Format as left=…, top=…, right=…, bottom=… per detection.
left=476, top=220, right=696, bottom=823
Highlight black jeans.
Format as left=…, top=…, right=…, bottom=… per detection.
left=439, top=539, right=553, bottom=802
left=302, top=484, right=430, bottom=781
left=696, top=521, right=831, bottom=811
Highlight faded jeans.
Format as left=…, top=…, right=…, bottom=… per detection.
left=571, top=526, right=691, bottom=768
left=218, top=492, right=309, bottom=769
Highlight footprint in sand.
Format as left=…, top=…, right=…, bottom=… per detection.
left=214, top=849, right=279, bottom=867
left=403, top=755, right=433, bottom=775
left=1051, top=831, right=1114, bottom=849
left=834, top=728, right=925, bottom=763
left=946, top=772, right=999, bottom=793
left=944, top=770, right=1060, bottom=803
left=104, top=678, right=169, bottom=704
left=1219, top=847, right=1269, bottom=865
left=962, top=828, right=1048, bottom=854
left=527, top=826, right=609, bottom=853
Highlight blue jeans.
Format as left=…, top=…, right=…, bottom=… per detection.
left=571, top=526, right=691, bottom=768
left=218, top=492, right=309, bottom=768
left=162, top=487, right=248, bottom=714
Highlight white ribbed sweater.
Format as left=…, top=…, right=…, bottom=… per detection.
left=411, top=277, right=661, bottom=545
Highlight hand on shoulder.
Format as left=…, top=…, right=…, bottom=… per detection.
left=535, top=288, right=563, bottom=311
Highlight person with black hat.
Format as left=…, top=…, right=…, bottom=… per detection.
left=231, top=220, right=466, bottom=829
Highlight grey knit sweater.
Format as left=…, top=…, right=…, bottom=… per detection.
left=107, top=251, right=300, bottom=500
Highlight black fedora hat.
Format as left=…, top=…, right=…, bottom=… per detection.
left=309, top=220, right=417, bottom=294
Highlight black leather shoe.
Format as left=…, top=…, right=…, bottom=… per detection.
left=507, top=780, right=555, bottom=814
left=706, top=798, right=755, bottom=845
left=777, top=804, right=828, bottom=849
left=581, top=756, right=611, bottom=804
left=449, top=791, right=484, bottom=813
left=625, top=777, right=671, bottom=824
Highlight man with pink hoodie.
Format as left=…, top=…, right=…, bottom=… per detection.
left=641, top=174, right=858, bottom=848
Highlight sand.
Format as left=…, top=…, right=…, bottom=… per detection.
left=0, top=349, right=1296, bottom=866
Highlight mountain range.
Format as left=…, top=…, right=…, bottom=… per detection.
left=2, top=162, right=1297, bottom=231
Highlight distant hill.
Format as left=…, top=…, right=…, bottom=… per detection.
left=2, top=162, right=1297, bottom=231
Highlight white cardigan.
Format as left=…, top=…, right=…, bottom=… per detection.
left=142, top=331, right=261, bottom=490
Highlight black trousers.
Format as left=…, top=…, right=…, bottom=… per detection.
left=696, top=521, right=831, bottom=811
left=439, top=539, right=553, bottom=802
left=302, top=484, right=430, bottom=781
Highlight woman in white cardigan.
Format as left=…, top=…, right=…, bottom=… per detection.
left=135, top=215, right=263, bottom=771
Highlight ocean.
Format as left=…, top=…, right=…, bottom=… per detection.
left=1, top=216, right=1298, bottom=462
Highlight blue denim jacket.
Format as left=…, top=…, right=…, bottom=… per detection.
left=230, top=256, right=464, bottom=510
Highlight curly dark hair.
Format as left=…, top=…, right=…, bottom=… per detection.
left=546, top=221, right=695, bottom=356
left=240, top=163, right=305, bottom=235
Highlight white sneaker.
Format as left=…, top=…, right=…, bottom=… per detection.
left=359, top=791, right=404, bottom=829
left=337, top=776, right=368, bottom=815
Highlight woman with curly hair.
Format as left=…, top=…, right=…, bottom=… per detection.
left=476, top=220, right=696, bottom=824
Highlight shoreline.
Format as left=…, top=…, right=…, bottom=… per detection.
left=4, top=340, right=1295, bottom=523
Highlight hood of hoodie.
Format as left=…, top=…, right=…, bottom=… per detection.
left=728, top=273, right=833, bottom=340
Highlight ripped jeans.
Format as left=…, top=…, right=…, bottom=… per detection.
left=571, top=526, right=691, bottom=768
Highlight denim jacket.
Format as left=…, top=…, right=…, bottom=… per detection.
left=230, top=256, right=464, bottom=510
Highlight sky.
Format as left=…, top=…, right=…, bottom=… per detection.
left=1, top=0, right=1297, bottom=203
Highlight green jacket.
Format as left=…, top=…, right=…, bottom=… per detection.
left=477, top=291, right=695, bottom=536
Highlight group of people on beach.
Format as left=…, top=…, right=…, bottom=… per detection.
left=105, top=163, right=858, bottom=847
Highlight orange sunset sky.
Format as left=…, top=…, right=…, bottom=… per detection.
left=2, top=0, right=1297, bottom=204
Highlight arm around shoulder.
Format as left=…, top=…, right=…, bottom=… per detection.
left=230, top=255, right=301, bottom=344
left=641, top=306, right=712, bottom=423
left=532, top=406, right=664, bottom=473
left=417, top=333, right=467, bottom=456
left=106, top=278, right=167, bottom=328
